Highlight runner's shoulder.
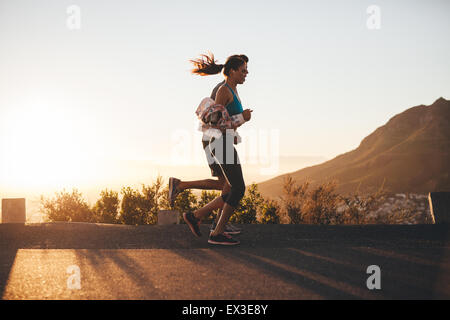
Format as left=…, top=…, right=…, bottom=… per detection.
left=216, top=85, right=233, bottom=103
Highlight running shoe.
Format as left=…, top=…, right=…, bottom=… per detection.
left=208, top=232, right=240, bottom=246
left=210, top=221, right=241, bottom=235
left=183, top=211, right=202, bottom=237
left=168, top=177, right=181, bottom=207
left=226, top=224, right=242, bottom=233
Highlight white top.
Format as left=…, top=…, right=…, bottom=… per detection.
left=196, top=97, right=244, bottom=144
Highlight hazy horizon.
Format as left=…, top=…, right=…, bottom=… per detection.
left=2, top=154, right=329, bottom=221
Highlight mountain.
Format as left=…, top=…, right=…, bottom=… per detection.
left=257, top=97, right=450, bottom=198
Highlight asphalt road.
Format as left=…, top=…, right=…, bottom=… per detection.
left=0, top=222, right=449, bottom=299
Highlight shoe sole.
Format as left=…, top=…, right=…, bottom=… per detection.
left=210, top=224, right=241, bottom=235
left=225, top=230, right=241, bottom=235
left=210, top=230, right=241, bottom=235
left=208, top=239, right=240, bottom=245
left=183, top=212, right=201, bottom=237
left=227, top=226, right=242, bottom=232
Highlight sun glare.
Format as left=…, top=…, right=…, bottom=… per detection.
left=1, top=98, right=94, bottom=192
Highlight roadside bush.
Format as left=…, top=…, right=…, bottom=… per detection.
left=337, top=180, right=388, bottom=224
left=142, top=176, right=168, bottom=224
left=280, top=176, right=309, bottom=224
left=257, top=199, right=280, bottom=224
left=92, top=189, right=120, bottom=224
left=42, top=175, right=428, bottom=226
left=40, top=189, right=92, bottom=222
left=338, top=192, right=383, bottom=224
left=120, top=186, right=147, bottom=225
left=230, top=184, right=264, bottom=224
left=280, top=177, right=341, bottom=225
left=302, top=180, right=340, bottom=224
left=119, top=176, right=168, bottom=225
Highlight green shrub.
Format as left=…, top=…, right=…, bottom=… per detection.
left=280, top=177, right=340, bottom=225
left=280, top=176, right=309, bottom=224
left=257, top=199, right=280, bottom=224
left=120, top=186, right=147, bottom=225
left=302, top=181, right=340, bottom=224
left=230, top=184, right=264, bottom=224
left=40, top=189, right=92, bottom=222
left=43, top=175, right=422, bottom=226
left=92, top=189, right=120, bottom=224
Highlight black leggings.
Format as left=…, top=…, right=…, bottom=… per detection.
left=202, top=133, right=246, bottom=208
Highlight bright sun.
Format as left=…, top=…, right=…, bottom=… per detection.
left=1, top=98, right=93, bottom=192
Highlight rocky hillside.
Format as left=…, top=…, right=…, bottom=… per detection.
left=258, top=97, right=450, bottom=198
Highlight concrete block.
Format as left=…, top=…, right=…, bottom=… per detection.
left=157, top=210, right=179, bottom=225
left=2, top=198, right=26, bottom=223
left=428, top=192, right=450, bottom=224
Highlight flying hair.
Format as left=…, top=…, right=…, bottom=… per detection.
left=190, top=52, right=248, bottom=76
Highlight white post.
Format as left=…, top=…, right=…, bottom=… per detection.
left=157, top=210, right=180, bottom=225
left=2, top=198, right=26, bottom=223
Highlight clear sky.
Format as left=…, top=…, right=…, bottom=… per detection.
left=1, top=0, right=449, bottom=206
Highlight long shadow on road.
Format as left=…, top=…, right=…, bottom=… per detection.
left=1, top=223, right=449, bottom=299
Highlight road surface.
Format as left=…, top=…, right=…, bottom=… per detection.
left=0, top=222, right=449, bottom=299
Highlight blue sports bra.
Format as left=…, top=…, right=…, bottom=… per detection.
left=224, top=83, right=244, bottom=116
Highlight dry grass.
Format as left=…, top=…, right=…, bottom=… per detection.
left=278, top=176, right=433, bottom=225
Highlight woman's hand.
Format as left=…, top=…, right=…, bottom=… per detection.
left=243, top=109, right=253, bottom=121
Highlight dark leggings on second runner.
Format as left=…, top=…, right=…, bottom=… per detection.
left=202, top=133, right=246, bottom=208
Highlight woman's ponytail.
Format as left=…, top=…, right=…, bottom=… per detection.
left=190, top=52, right=224, bottom=76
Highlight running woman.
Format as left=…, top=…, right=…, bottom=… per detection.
left=169, top=54, right=249, bottom=236
left=178, top=53, right=252, bottom=245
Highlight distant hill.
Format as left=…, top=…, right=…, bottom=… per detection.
left=257, top=97, right=450, bottom=198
